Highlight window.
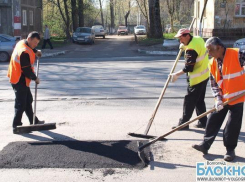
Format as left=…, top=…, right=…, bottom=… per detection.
left=29, top=10, right=33, bottom=25
left=0, top=37, right=9, bottom=42
left=235, top=0, right=245, bottom=16
left=22, top=10, right=27, bottom=26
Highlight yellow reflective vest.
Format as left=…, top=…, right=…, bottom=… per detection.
left=185, top=36, right=209, bottom=86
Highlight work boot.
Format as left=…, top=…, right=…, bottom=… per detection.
left=193, top=122, right=206, bottom=129
left=13, top=127, right=18, bottom=134
left=12, top=122, right=22, bottom=128
left=192, top=144, right=208, bottom=154
left=172, top=125, right=189, bottom=130
left=172, top=118, right=189, bottom=130
left=224, top=150, right=235, bottom=162
left=35, top=120, right=45, bottom=125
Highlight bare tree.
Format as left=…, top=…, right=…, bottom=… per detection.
left=71, top=0, right=78, bottom=32
left=99, top=0, right=104, bottom=27
left=110, top=0, right=115, bottom=33
left=78, top=0, right=84, bottom=27
left=124, top=1, right=131, bottom=27
left=166, top=0, right=175, bottom=33
left=154, top=0, right=162, bottom=38
left=148, top=0, right=155, bottom=37
left=48, top=0, right=71, bottom=39
left=135, top=0, right=149, bottom=36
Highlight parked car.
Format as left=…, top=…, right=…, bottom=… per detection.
left=92, top=25, right=106, bottom=39
left=233, top=38, right=245, bottom=51
left=117, top=26, right=128, bottom=35
left=72, top=27, right=95, bottom=44
left=0, top=34, right=16, bottom=62
left=134, top=25, right=146, bottom=35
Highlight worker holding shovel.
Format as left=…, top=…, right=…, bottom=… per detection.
left=169, top=28, right=209, bottom=130
left=7, top=31, right=45, bottom=133
left=192, top=37, right=245, bottom=162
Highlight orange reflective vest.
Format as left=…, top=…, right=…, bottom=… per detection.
left=7, top=40, right=36, bottom=87
left=209, top=48, right=245, bottom=105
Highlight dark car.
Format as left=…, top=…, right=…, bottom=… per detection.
left=117, top=26, right=128, bottom=35
left=72, top=27, right=95, bottom=44
left=0, top=34, right=16, bottom=62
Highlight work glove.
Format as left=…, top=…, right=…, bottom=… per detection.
left=36, top=50, right=42, bottom=57
left=215, top=100, right=223, bottom=111
left=35, top=78, right=40, bottom=84
left=169, top=73, right=179, bottom=83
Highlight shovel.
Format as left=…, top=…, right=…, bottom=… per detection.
left=128, top=43, right=185, bottom=138
left=138, top=91, right=245, bottom=166
left=14, top=57, right=56, bottom=134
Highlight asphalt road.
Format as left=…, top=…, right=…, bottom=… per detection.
left=52, top=35, right=141, bottom=59
left=0, top=35, right=245, bottom=182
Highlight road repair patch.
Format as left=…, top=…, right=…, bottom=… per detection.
left=0, top=140, right=150, bottom=169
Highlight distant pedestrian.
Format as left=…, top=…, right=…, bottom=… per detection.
left=42, top=25, right=53, bottom=49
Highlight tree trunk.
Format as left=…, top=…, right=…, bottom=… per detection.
left=110, top=0, right=115, bottom=33
left=57, top=0, right=71, bottom=39
left=99, top=0, right=104, bottom=27
left=166, top=0, right=175, bottom=33
left=63, top=0, right=71, bottom=39
left=78, top=0, right=84, bottom=27
left=71, top=0, right=78, bottom=32
left=153, top=0, right=162, bottom=38
left=124, top=1, right=130, bottom=27
left=148, top=0, right=155, bottom=37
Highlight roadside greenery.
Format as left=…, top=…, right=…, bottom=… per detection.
left=36, top=37, right=70, bottom=49
left=136, top=32, right=179, bottom=46
left=163, top=33, right=177, bottom=39
left=137, top=36, right=163, bottom=46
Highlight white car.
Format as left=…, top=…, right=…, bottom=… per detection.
left=134, top=25, right=146, bottom=35
left=233, top=38, right=245, bottom=51
left=92, top=25, right=106, bottom=39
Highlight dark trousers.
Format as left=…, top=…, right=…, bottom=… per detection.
left=42, top=39, right=53, bottom=49
left=202, top=103, right=243, bottom=151
left=11, top=80, right=39, bottom=127
left=179, top=78, right=208, bottom=125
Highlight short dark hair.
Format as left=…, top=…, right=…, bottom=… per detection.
left=27, top=31, right=40, bottom=40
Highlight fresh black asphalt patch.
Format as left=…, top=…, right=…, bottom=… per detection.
left=0, top=140, right=150, bottom=169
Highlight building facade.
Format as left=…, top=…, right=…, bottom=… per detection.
left=0, top=0, right=42, bottom=38
left=193, top=0, right=245, bottom=38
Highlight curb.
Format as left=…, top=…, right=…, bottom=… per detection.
left=138, top=49, right=178, bottom=56
left=42, top=50, right=67, bottom=58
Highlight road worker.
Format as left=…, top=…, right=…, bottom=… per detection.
left=192, top=37, right=245, bottom=161
left=170, top=28, right=209, bottom=130
left=7, top=31, right=44, bottom=133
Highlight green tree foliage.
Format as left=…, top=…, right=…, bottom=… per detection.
left=43, top=0, right=99, bottom=38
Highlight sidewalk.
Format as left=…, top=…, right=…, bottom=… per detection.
left=40, top=44, right=71, bottom=58
left=137, top=38, right=237, bottom=56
